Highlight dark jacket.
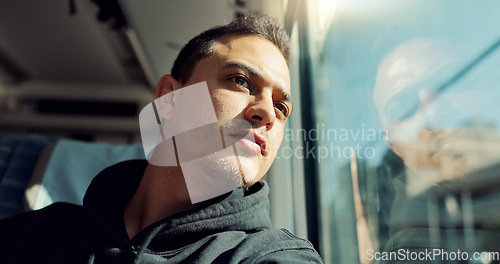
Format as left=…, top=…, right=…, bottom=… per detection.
left=0, top=160, right=322, bottom=263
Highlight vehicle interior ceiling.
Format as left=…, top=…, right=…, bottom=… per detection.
left=0, top=0, right=282, bottom=143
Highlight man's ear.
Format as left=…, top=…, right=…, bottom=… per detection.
left=155, top=75, right=181, bottom=120
left=156, top=74, right=181, bottom=98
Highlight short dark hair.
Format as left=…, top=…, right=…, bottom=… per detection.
left=170, top=14, right=290, bottom=83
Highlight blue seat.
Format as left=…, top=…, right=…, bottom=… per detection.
left=0, top=135, right=55, bottom=219
left=0, top=135, right=144, bottom=219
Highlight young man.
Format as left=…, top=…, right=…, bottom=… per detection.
left=0, top=15, right=323, bottom=263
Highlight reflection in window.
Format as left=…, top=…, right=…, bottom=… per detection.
left=306, top=1, right=500, bottom=263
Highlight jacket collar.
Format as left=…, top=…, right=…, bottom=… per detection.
left=83, top=160, right=272, bottom=248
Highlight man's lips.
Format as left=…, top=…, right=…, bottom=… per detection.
left=228, top=130, right=267, bottom=156
left=251, top=132, right=267, bottom=155
left=239, top=137, right=261, bottom=155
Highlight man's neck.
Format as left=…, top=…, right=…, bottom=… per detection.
left=123, top=164, right=195, bottom=240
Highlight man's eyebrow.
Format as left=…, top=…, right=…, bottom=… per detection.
left=222, top=61, right=293, bottom=105
left=223, top=62, right=263, bottom=80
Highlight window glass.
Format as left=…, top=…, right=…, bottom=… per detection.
left=306, top=1, right=500, bottom=263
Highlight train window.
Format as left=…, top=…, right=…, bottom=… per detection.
left=304, top=0, right=500, bottom=263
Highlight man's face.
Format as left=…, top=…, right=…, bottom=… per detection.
left=180, top=34, right=292, bottom=186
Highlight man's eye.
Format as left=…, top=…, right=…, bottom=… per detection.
left=274, top=102, right=289, bottom=117
left=230, top=76, right=249, bottom=88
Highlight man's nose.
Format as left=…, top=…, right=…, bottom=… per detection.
left=244, top=93, right=276, bottom=131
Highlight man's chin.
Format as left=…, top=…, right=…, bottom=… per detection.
left=236, top=155, right=261, bottom=188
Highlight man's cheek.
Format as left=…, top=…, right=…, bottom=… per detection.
left=275, top=130, right=285, bottom=148
left=268, top=144, right=281, bottom=161
left=212, top=94, right=244, bottom=119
